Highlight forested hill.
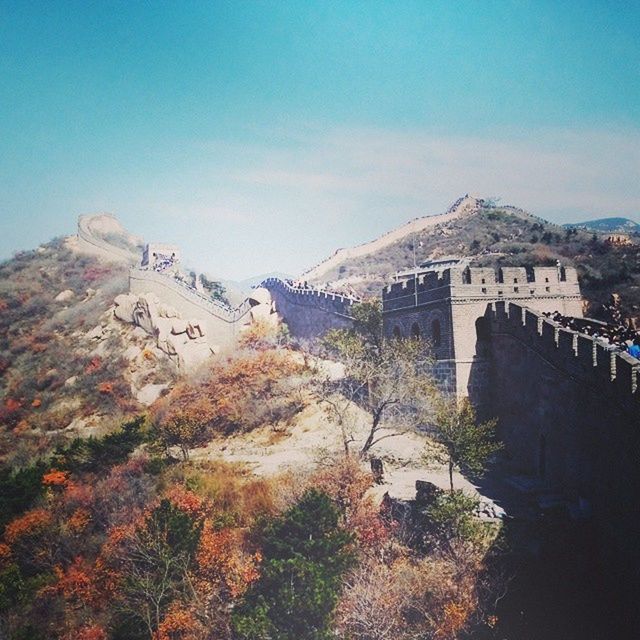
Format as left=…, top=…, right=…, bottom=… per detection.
left=305, top=200, right=640, bottom=325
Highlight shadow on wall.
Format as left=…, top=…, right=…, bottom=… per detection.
left=466, top=313, right=492, bottom=412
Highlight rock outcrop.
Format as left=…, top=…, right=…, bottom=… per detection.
left=114, top=292, right=215, bottom=370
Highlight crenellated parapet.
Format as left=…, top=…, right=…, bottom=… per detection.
left=130, top=268, right=252, bottom=323
left=486, top=301, right=640, bottom=408
left=261, top=278, right=360, bottom=310
left=260, top=278, right=360, bottom=338
left=383, top=266, right=581, bottom=312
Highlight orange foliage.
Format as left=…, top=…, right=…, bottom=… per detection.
left=312, top=457, right=373, bottom=516
left=4, top=397, right=22, bottom=412
left=153, top=349, right=305, bottom=438
left=68, top=508, right=92, bottom=533
left=349, top=501, right=392, bottom=551
left=435, top=601, right=472, bottom=639
left=64, top=481, right=95, bottom=509
left=84, top=356, right=102, bottom=374
left=196, top=523, right=260, bottom=599
left=154, top=604, right=206, bottom=640
left=0, top=542, right=11, bottom=566
left=97, top=381, right=113, bottom=394
left=4, top=508, right=54, bottom=544
left=13, top=419, right=30, bottom=434
left=52, top=556, right=96, bottom=606
left=43, top=469, right=70, bottom=487
left=165, top=486, right=206, bottom=518
left=62, top=625, right=108, bottom=640
left=31, top=397, right=42, bottom=408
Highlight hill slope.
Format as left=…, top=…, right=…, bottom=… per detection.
left=0, top=236, right=178, bottom=466
left=304, top=198, right=640, bottom=324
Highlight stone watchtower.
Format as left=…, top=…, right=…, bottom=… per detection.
left=382, top=265, right=583, bottom=400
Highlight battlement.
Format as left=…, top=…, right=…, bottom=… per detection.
left=260, top=278, right=360, bottom=339
left=261, top=278, right=361, bottom=312
left=487, top=301, right=640, bottom=407
left=383, top=265, right=581, bottom=311
left=130, top=268, right=252, bottom=323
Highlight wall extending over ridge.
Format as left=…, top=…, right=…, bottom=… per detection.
left=484, top=301, right=640, bottom=630
left=76, top=214, right=140, bottom=263
left=261, top=278, right=359, bottom=339
left=129, top=268, right=253, bottom=346
left=302, top=195, right=481, bottom=281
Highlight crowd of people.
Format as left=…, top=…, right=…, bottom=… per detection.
left=543, top=311, right=640, bottom=359
left=152, top=254, right=176, bottom=272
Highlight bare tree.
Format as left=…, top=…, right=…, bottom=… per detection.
left=319, top=300, right=436, bottom=458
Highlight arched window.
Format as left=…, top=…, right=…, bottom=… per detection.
left=392, top=326, right=402, bottom=339
left=411, top=323, right=421, bottom=339
left=431, top=319, right=441, bottom=347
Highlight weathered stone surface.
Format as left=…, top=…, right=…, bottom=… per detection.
left=55, top=289, right=75, bottom=302
left=114, top=292, right=214, bottom=370
left=136, top=383, right=168, bottom=406
left=114, top=293, right=137, bottom=323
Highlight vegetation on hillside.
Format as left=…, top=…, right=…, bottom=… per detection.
left=0, top=301, right=507, bottom=639
left=311, top=204, right=640, bottom=324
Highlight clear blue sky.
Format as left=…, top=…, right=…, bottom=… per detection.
left=1, top=1, right=639, bottom=279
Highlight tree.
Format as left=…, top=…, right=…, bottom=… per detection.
left=320, top=300, right=434, bottom=458
left=232, top=489, right=355, bottom=640
left=424, top=397, right=501, bottom=493
left=197, top=274, right=229, bottom=306
left=105, top=499, right=204, bottom=638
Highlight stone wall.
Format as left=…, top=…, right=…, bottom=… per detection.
left=261, top=278, right=358, bottom=340
left=77, top=214, right=139, bottom=263
left=485, top=301, right=640, bottom=628
left=129, top=269, right=253, bottom=347
left=382, top=266, right=583, bottom=398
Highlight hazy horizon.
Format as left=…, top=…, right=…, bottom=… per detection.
left=1, top=1, right=639, bottom=279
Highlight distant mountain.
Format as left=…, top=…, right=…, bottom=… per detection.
left=563, top=217, right=640, bottom=233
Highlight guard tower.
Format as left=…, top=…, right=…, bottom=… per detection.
left=141, top=243, right=181, bottom=273
left=382, top=265, right=583, bottom=400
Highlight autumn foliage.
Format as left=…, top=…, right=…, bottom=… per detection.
left=151, top=349, right=308, bottom=459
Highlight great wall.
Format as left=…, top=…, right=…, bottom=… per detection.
left=263, top=265, right=640, bottom=622
left=260, top=277, right=360, bottom=339
left=301, top=194, right=481, bottom=281
left=74, top=213, right=640, bottom=621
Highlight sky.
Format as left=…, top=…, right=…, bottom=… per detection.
left=1, top=1, right=639, bottom=280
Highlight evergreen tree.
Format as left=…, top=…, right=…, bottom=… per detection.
left=233, top=490, right=355, bottom=640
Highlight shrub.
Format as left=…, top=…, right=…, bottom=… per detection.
left=232, top=489, right=355, bottom=640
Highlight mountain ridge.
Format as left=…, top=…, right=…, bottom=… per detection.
left=563, top=217, right=640, bottom=233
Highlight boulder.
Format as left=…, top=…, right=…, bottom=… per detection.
left=55, top=289, right=75, bottom=302
left=114, top=293, right=137, bottom=323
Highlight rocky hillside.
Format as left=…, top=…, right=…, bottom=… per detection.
left=0, top=236, right=179, bottom=467
left=305, top=197, right=640, bottom=324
